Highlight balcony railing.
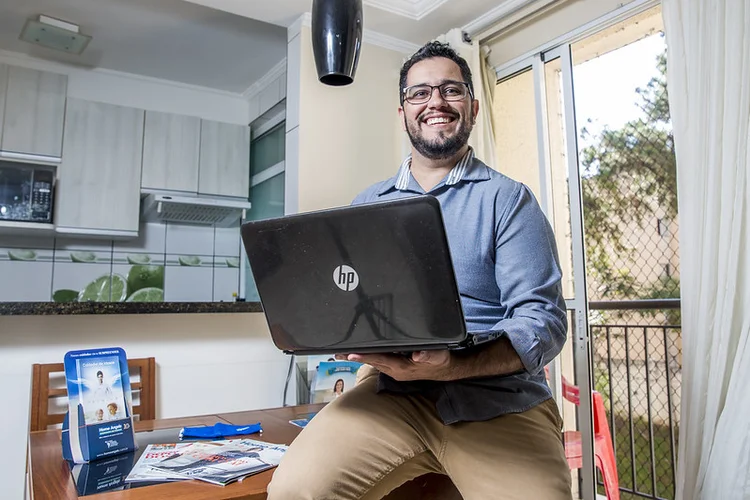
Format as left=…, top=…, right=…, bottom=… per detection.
left=589, top=299, right=681, bottom=500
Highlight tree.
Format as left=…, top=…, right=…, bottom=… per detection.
left=579, top=48, right=679, bottom=302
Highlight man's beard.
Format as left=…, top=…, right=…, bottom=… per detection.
left=405, top=111, right=472, bottom=160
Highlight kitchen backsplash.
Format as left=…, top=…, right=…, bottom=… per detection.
left=0, top=222, right=242, bottom=303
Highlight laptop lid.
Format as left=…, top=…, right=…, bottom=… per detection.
left=241, top=196, right=467, bottom=354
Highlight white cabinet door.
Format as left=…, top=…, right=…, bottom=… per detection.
left=0, top=64, right=7, bottom=145
left=56, top=98, right=144, bottom=236
left=1, top=66, right=67, bottom=158
left=198, top=120, right=250, bottom=198
left=142, top=111, right=200, bottom=192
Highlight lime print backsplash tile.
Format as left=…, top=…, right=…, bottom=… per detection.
left=0, top=221, right=241, bottom=303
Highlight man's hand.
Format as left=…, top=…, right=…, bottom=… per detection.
left=335, top=350, right=453, bottom=382
left=336, top=336, right=526, bottom=382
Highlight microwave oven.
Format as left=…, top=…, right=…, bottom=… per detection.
left=0, top=160, right=56, bottom=224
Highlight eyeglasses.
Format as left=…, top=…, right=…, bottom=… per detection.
left=402, top=81, right=472, bottom=105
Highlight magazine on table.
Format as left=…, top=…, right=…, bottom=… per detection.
left=147, top=439, right=288, bottom=486
left=125, top=443, right=196, bottom=483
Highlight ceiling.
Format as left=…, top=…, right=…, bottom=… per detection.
left=0, top=0, right=287, bottom=93
left=0, top=0, right=525, bottom=94
left=181, top=0, right=527, bottom=44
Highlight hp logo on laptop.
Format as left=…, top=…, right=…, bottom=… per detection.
left=333, top=265, right=359, bottom=292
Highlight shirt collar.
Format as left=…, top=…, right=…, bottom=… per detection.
left=378, top=147, right=488, bottom=195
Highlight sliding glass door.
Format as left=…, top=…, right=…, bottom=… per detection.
left=491, top=4, right=678, bottom=499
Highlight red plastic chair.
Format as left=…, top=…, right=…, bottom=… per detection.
left=548, top=368, right=620, bottom=500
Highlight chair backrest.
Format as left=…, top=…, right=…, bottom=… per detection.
left=558, top=373, right=611, bottom=439
left=30, top=357, right=156, bottom=432
left=560, top=374, right=581, bottom=405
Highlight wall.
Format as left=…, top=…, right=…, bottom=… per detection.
left=286, top=25, right=406, bottom=214
left=0, top=49, right=250, bottom=125
left=486, top=0, right=639, bottom=68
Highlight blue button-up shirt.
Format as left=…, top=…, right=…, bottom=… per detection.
left=352, top=149, right=567, bottom=424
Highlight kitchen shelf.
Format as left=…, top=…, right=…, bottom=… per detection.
left=0, top=301, right=263, bottom=316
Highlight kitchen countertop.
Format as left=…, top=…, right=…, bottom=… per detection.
left=0, top=301, right=263, bottom=316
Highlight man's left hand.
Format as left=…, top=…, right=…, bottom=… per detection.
left=336, top=350, right=453, bottom=382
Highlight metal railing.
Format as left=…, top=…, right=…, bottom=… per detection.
left=589, top=299, right=681, bottom=500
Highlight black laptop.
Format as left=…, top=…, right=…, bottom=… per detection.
left=240, top=196, right=499, bottom=355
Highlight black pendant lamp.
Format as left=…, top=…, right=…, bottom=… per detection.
left=311, top=0, right=363, bottom=86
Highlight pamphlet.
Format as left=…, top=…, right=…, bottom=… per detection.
left=148, top=439, right=288, bottom=486
left=125, top=443, right=195, bottom=483
left=311, top=361, right=362, bottom=404
left=289, top=411, right=319, bottom=428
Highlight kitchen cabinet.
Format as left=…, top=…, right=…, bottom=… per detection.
left=56, top=98, right=144, bottom=236
left=141, top=111, right=201, bottom=192
left=198, top=120, right=250, bottom=198
left=1, top=66, right=67, bottom=158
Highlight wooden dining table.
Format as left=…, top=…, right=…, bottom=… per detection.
left=28, top=404, right=325, bottom=500
left=28, top=403, right=459, bottom=500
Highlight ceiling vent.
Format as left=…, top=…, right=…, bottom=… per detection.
left=19, top=15, right=92, bottom=55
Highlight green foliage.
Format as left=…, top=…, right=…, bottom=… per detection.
left=581, top=48, right=678, bottom=302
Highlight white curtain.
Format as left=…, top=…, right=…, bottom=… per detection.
left=662, top=1, right=750, bottom=499
left=436, top=28, right=497, bottom=167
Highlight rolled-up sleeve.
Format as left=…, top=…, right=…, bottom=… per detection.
left=492, top=184, right=567, bottom=375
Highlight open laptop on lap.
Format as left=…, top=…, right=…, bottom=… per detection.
left=240, top=196, right=500, bottom=355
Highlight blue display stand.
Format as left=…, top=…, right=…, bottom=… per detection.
left=61, top=347, right=137, bottom=463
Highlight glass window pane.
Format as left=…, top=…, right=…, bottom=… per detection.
left=492, top=68, right=542, bottom=200
left=251, top=123, right=285, bottom=176
left=249, top=172, right=285, bottom=221
left=245, top=173, right=285, bottom=301
left=570, top=6, right=680, bottom=499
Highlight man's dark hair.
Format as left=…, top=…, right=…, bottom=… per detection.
left=96, top=370, right=103, bottom=377
left=399, top=41, right=473, bottom=105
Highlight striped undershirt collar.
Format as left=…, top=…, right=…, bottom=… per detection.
left=394, top=147, right=476, bottom=191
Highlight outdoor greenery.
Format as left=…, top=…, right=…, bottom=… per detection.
left=580, top=47, right=680, bottom=304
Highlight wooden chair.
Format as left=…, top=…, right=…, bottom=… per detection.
left=29, top=357, right=156, bottom=432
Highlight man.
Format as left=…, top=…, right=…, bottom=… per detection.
left=267, top=41, right=571, bottom=499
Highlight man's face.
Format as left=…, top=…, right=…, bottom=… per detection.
left=399, top=57, right=479, bottom=160
left=97, top=373, right=103, bottom=384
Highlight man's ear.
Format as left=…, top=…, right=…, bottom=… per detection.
left=398, top=106, right=407, bottom=131
left=472, top=99, right=480, bottom=125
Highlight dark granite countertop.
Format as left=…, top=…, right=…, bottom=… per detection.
left=0, top=301, right=263, bottom=316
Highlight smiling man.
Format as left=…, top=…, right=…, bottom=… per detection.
left=267, top=41, right=571, bottom=500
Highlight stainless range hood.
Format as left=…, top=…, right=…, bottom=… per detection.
left=141, top=193, right=251, bottom=227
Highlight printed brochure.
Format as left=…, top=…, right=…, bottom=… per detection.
left=311, top=360, right=362, bottom=403
left=289, top=411, right=319, bottom=428
left=125, top=443, right=195, bottom=483
left=147, top=439, right=288, bottom=486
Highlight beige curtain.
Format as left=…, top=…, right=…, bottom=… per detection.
left=436, top=29, right=497, bottom=168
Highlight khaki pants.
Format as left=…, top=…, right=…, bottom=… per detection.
left=267, top=366, right=572, bottom=500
